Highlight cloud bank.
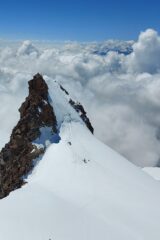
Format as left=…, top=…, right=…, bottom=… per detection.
left=0, top=29, right=160, bottom=167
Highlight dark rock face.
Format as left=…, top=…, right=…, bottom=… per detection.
left=0, top=73, right=93, bottom=199
left=0, top=73, right=57, bottom=199
left=58, top=84, right=94, bottom=134
left=60, top=84, right=69, bottom=95
left=69, top=99, right=94, bottom=134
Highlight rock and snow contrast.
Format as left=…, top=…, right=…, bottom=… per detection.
left=0, top=74, right=160, bottom=239
left=0, top=73, right=93, bottom=199
left=0, top=74, right=57, bottom=198
left=2, top=29, right=160, bottom=167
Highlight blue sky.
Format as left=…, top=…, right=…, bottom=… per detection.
left=0, top=0, right=159, bottom=41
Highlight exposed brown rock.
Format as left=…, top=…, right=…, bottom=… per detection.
left=0, top=73, right=94, bottom=199
left=0, top=73, right=57, bottom=199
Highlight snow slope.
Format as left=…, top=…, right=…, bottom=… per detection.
left=0, top=78, right=160, bottom=240
left=143, top=167, right=160, bottom=181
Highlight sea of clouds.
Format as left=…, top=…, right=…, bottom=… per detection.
left=0, top=29, right=160, bottom=167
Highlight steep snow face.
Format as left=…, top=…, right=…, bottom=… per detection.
left=143, top=167, right=160, bottom=181
left=0, top=76, right=160, bottom=240
left=46, top=75, right=85, bottom=128
left=0, top=120, right=160, bottom=240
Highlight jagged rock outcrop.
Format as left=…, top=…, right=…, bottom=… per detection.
left=0, top=73, right=57, bottom=199
left=59, top=85, right=94, bottom=134
left=69, top=99, right=94, bottom=134
left=0, top=73, right=93, bottom=199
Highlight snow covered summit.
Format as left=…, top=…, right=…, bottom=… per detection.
left=0, top=73, right=93, bottom=199
left=0, top=74, right=160, bottom=239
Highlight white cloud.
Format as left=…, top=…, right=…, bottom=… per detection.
left=17, top=40, right=39, bottom=56
left=127, top=29, right=160, bottom=73
left=1, top=29, right=160, bottom=167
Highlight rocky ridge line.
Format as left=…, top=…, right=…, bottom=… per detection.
left=0, top=73, right=57, bottom=199
left=0, top=74, right=94, bottom=199
left=59, top=85, right=94, bottom=134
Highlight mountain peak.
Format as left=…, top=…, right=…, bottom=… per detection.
left=0, top=75, right=160, bottom=240
left=19, top=73, right=56, bottom=129
left=0, top=74, right=94, bottom=199
left=0, top=74, right=57, bottom=198
left=28, top=73, right=48, bottom=99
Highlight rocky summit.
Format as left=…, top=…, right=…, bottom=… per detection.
left=0, top=73, right=94, bottom=199
left=0, top=73, right=57, bottom=199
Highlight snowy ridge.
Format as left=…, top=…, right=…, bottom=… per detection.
left=0, top=77, right=160, bottom=239
left=2, top=30, right=160, bottom=167
left=143, top=167, right=160, bottom=181
left=46, top=76, right=87, bottom=129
